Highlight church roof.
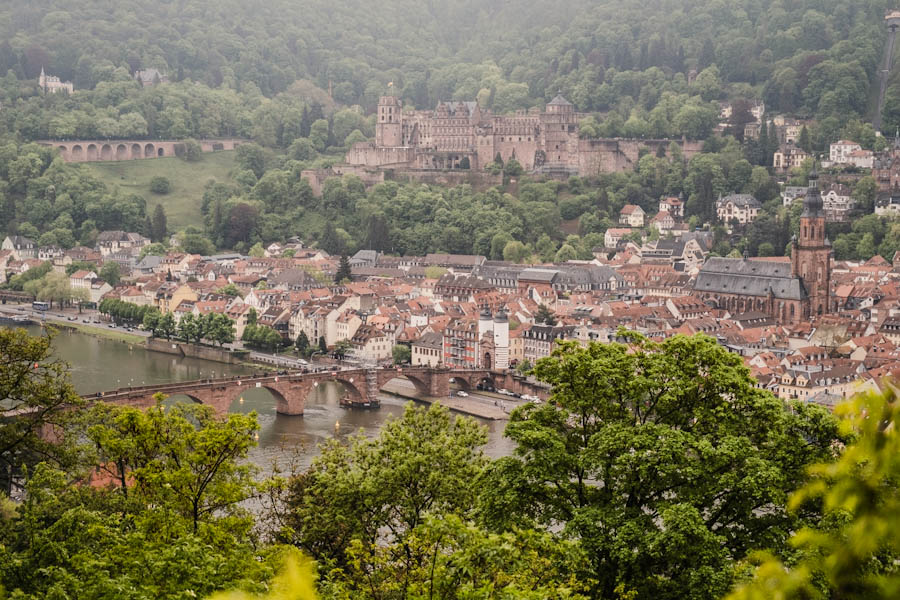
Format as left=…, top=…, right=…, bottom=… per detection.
left=694, top=258, right=807, bottom=301
left=547, top=94, right=573, bottom=106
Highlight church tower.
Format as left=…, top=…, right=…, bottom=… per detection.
left=791, top=165, right=832, bottom=317
left=375, top=95, right=403, bottom=147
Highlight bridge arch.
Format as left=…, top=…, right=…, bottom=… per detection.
left=157, top=147, right=165, bottom=157
left=71, top=145, right=83, bottom=160
left=378, top=373, right=430, bottom=397
left=116, top=144, right=127, bottom=160
left=144, top=143, right=155, bottom=158
left=131, top=143, right=142, bottom=158
left=57, top=145, right=67, bottom=155
left=449, top=376, right=472, bottom=392
left=100, top=144, right=113, bottom=160
left=161, top=392, right=206, bottom=407
left=86, top=144, right=98, bottom=161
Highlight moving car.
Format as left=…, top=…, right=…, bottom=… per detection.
left=456, top=391, right=469, bottom=397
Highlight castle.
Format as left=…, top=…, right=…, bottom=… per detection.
left=344, top=94, right=703, bottom=177
left=38, top=68, right=73, bottom=94
left=693, top=167, right=832, bottom=324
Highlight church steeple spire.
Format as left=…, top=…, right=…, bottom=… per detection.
left=802, top=161, right=823, bottom=218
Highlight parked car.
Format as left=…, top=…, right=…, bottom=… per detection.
left=456, top=391, right=469, bottom=397
left=67, top=316, right=77, bottom=321
left=497, top=388, right=511, bottom=396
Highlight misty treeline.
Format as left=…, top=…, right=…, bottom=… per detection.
left=0, top=0, right=895, bottom=143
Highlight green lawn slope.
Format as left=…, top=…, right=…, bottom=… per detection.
left=85, top=151, right=237, bottom=230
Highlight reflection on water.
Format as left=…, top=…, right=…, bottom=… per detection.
left=27, top=325, right=515, bottom=472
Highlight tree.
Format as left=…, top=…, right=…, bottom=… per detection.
left=555, top=243, right=577, bottom=262
left=157, top=312, right=176, bottom=340
left=727, top=388, right=900, bottom=600
left=335, top=255, right=352, bottom=283
left=480, top=333, right=842, bottom=600
left=295, top=331, right=310, bottom=357
left=99, top=261, right=120, bottom=287
left=178, top=313, right=204, bottom=344
left=86, top=397, right=260, bottom=534
left=535, top=304, right=557, bottom=325
left=503, top=240, right=529, bottom=263
left=248, top=242, right=265, bottom=257
left=0, top=328, right=83, bottom=493
left=392, top=344, right=410, bottom=365
left=150, top=204, right=168, bottom=243
left=332, top=339, right=352, bottom=360
left=504, top=158, right=524, bottom=177
left=318, top=336, right=327, bottom=354
left=798, top=125, right=812, bottom=153
left=149, top=176, right=171, bottom=195
left=182, top=138, right=202, bottom=161
left=218, top=283, right=243, bottom=298
left=319, top=222, right=342, bottom=255
left=278, top=403, right=487, bottom=567
left=205, top=313, right=235, bottom=346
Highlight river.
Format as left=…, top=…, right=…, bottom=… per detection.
left=24, top=326, right=515, bottom=471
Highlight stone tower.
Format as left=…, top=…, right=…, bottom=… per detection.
left=375, top=95, right=403, bottom=147
left=791, top=165, right=832, bottom=317
left=493, top=310, right=509, bottom=370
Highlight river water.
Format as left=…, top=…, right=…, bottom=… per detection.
left=25, top=326, right=515, bottom=471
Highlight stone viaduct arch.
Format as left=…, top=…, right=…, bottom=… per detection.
left=39, top=139, right=247, bottom=163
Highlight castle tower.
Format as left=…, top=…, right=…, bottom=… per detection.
left=791, top=164, right=832, bottom=317
left=375, top=95, right=403, bottom=147
left=478, top=307, right=493, bottom=339
left=493, top=310, right=509, bottom=370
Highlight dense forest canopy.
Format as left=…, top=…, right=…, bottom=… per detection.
left=0, top=0, right=892, bottom=123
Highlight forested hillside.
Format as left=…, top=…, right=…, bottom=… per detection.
left=0, top=1, right=893, bottom=127
left=0, top=1, right=896, bottom=260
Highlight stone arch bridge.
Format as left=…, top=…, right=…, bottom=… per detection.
left=38, top=138, right=246, bottom=163
left=83, top=367, right=548, bottom=417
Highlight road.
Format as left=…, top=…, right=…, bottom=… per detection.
left=0, top=304, right=151, bottom=337
left=384, top=377, right=527, bottom=420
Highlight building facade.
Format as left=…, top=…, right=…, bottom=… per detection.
left=39, top=68, right=73, bottom=94
left=693, top=169, right=832, bottom=324
left=345, top=94, right=701, bottom=177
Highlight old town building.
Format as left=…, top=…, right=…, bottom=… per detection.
left=693, top=168, right=832, bottom=324
left=345, top=94, right=702, bottom=176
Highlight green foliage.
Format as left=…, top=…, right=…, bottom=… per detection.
left=535, top=304, right=557, bottom=325
left=0, top=328, right=83, bottom=493
left=149, top=176, right=171, bottom=195
left=242, top=323, right=283, bottom=352
left=391, top=344, right=410, bottom=365
left=182, top=138, right=202, bottom=162
left=99, top=261, right=120, bottom=286
left=278, top=403, right=487, bottom=567
left=480, top=333, right=842, bottom=600
left=6, top=261, right=51, bottom=291
left=334, top=255, right=352, bottom=283
left=23, top=271, right=85, bottom=308
left=728, top=387, right=900, bottom=600
left=99, top=298, right=159, bottom=326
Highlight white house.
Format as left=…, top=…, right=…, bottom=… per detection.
left=658, top=196, right=684, bottom=218
left=716, top=193, right=762, bottom=225
left=830, top=140, right=862, bottom=164
left=604, top=228, right=633, bottom=249
left=618, top=204, right=646, bottom=227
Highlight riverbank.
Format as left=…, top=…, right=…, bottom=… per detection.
left=380, top=380, right=511, bottom=420
left=55, top=321, right=146, bottom=344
